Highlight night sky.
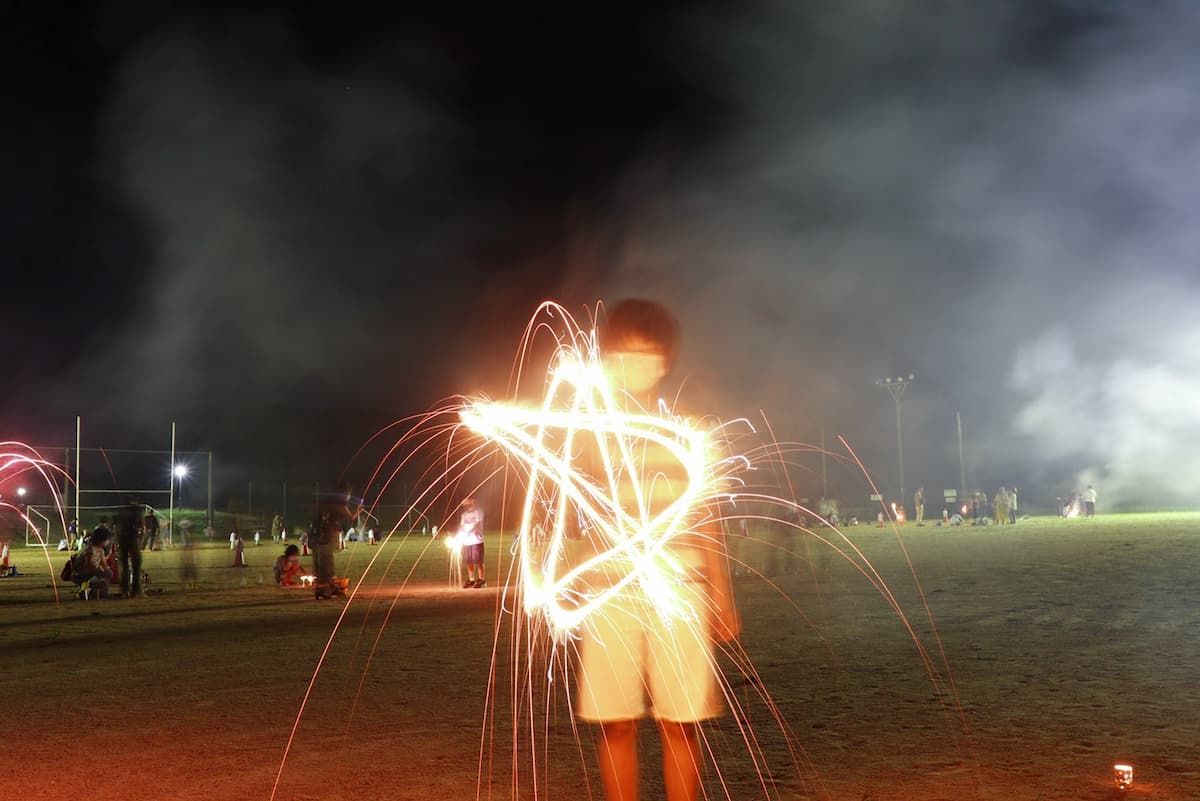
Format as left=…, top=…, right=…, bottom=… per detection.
left=6, top=2, right=1200, bottom=512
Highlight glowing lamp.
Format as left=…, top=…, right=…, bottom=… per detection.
left=1113, top=763, right=1133, bottom=790
left=17, top=487, right=27, bottom=498
left=173, top=465, right=188, bottom=479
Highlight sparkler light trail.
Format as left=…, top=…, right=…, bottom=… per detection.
left=460, top=321, right=731, bottom=639
left=0, top=442, right=72, bottom=605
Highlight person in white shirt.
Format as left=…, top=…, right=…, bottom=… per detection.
left=457, top=498, right=486, bottom=588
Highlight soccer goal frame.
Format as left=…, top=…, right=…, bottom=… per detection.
left=24, top=506, right=54, bottom=547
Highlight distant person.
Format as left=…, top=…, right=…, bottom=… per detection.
left=914, top=487, right=925, bottom=526
left=311, top=481, right=360, bottom=600
left=993, top=487, right=1008, bottom=525
left=231, top=533, right=247, bottom=568
left=112, top=498, right=144, bottom=598
left=143, top=509, right=160, bottom=551
left=1009, top=487, right=1019, bottom=524
left=457, top=498, right=486, bottom=588
left=270, top=513, right=284, bottom=543
left=181, top=541, right=199, bottom=590
left=1085, top=485, right=1097, bottom=517
left=1056, top=496, right=1065, bottom=518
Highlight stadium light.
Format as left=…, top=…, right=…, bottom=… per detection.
left=173, top=464, right=188, bottom=479
left=16, top=487, right=26, bottom=498
left=875, top=374, right=915, bottom=502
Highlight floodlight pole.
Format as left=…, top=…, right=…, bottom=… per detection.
left=875, top=375, right=915, bottom=501
left=207, top=451, right=213, bottom=528
left=75, top=416, right=81, bottom=527
left=169, top=422, right=176, bottom=543
left=956, top=410, right=967, bottom=498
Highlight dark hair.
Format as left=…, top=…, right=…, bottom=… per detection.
left=600, top=299, right=679, bottom=370
left=284, top=544, right=300, bottom=556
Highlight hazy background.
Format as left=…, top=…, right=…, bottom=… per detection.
left=5, top=1, right=1199, bottom=513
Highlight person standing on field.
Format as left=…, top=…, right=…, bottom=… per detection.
left=1085, top=484, right=1097, bottom=517
left=457, top=498, right=486, bottom=588
left=914, top=486, right=925, bottom=526
left=142, top=509, right=160, bottom=551
left=571, top=299, right=740, bottom=801
left=113, top=496, right=144, bottom=598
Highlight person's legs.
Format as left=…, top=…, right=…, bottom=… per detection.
left=129, top=545, right=143, bottom=596
left=598, top=719, right=639, bottom=801
left=314, top=541, right=333, bottom=598
left=658, top=720, right=701, bottom=801
left=118, top=541, right=133, bottom=596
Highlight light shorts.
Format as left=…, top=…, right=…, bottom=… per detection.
left=575, top=581, right=721, bottom=723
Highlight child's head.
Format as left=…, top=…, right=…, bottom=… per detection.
left=600, top=299, right=679, bottom=394
left=284, top=544, right=300, bottom=557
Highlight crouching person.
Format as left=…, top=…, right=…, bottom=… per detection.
left=69, top=530, right=112, bottom=599
left=274, top=545, right=303, bottom=586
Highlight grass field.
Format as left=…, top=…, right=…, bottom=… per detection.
left=2, top=513, right=1198, bottom=800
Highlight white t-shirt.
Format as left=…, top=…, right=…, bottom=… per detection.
left=459, top=508, right=484, bottom=546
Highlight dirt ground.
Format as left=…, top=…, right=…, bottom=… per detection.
left=2, top=514, right=1197, bottom=800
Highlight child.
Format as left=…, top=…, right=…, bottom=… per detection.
left=573, top=299, right=739, bottom=801
left=457, top=498, right=485, bottom=588
left=273, top=545, right=302, bottom=586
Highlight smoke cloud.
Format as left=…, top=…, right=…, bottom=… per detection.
left=568, top=1, right=1200, bottom=507
left=19, top=3, right=1200, bottom=507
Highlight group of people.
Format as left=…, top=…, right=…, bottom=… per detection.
left=908, top=487, right=1022, bottom=527
left=60, top=498, right=148, bottom=598
left=1057, top=485, right=1098, bottom=517
left=976, top=487, right=1020, bottom=525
